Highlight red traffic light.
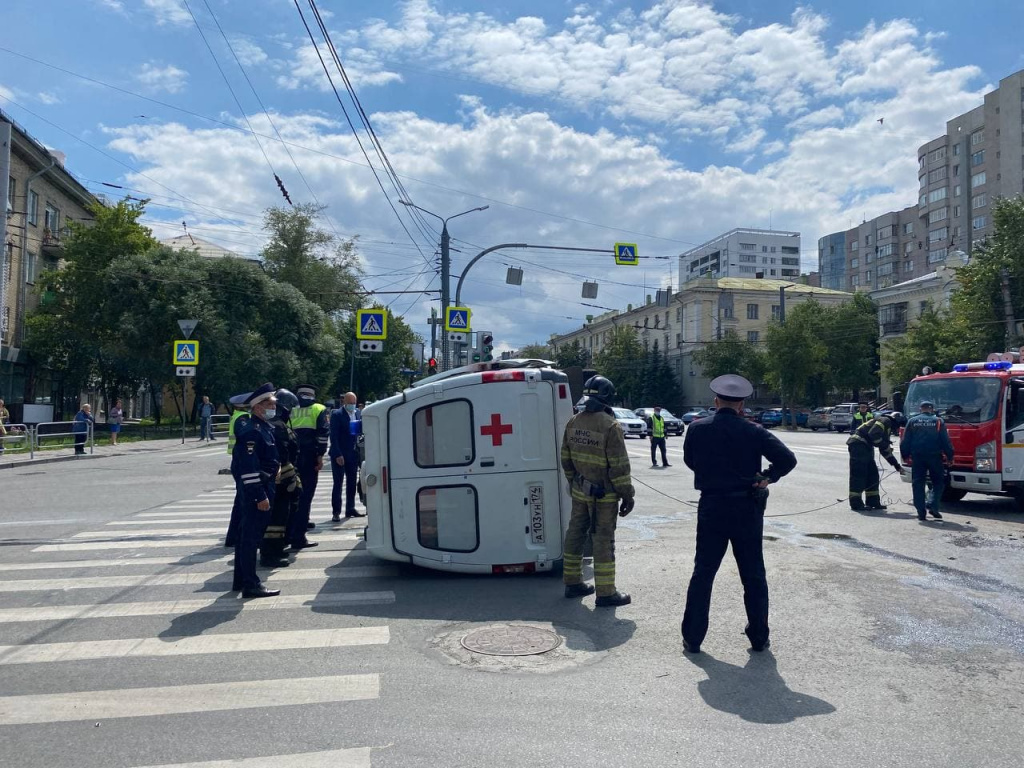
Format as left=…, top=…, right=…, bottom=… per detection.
left=429, top=357, right=438, bottom=367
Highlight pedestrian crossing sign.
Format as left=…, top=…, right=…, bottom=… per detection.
left=173, top=340, right=199, bottom=365
left=614, top=242, right=639, bottom=266
left=356, top=309, right=388, bottom=340
left=445, top=306, right=471, bottom=333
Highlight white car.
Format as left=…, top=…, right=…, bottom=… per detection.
left=612, top=408, right=647, bottom=438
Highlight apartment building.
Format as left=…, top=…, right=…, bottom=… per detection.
left=817, top=205, right=924, bottom=292
left=550, top=276, right=850, bottom=407
left=678, top=228, right=801, bottom=285
left=1, top=110, right=98, bottom=422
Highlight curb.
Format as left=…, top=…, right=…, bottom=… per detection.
left=0, top=453, right=105, bottom=471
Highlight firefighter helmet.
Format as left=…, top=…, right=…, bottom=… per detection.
left=583, top=375, right=615, bottom=410
left=274, top=388, right=300, bottom=421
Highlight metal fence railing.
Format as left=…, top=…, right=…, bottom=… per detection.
left=34, top=421, right=94, bottom=455
left=208, top=414, right=231, bottom=442
left=1, top=423, right=34, bottom=459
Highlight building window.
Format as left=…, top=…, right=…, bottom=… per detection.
left=850, top=275, right=860, bottom=288
left=971, top=150, right=985, bottom=166
left=877, top=262, right=895, bottom=277
left=952, top=144, right=960, bottom=156
left=850, top=257, right=859, bottom=269
left=953, top=164, right=959, bottom=177
left=919, top=193, right=927, bottom=207
left=781, top=246, right=799, bottom=254
left=928, top=227, right=948, bottom=243
left=972, top=193, right=987, bottom=209
left=747, top=331, right=759, bottom=343
left=850, top=241, right=859, bottom=251
left=739, top=254, right=757, bottom=263
left=676, top=333, right=683, bottom=348
left=25, top=251, right=37, bottom=284
left=770, top=246, right=776, bottom=253
left=902, top=222, right=914, bottom=235
left=904, top=241, right=913, bottom=254
left=865, top=234, right=872, bottom=245
left=970, top=129, right=984, bottom=146
left=866, top=270, right=872, bottom=282
left=6, top=176, right=15, bottom=213
left=27, top=189, right=39, bottom=226
left=973, top=216, right=987, bottom=230
left=413, top=400, right=475, bottom=468
left=928, top=187, right=948, bottom=203
left=771, top=305, right=781, bottom=320
left=762, top=245, right=768, bottom=252
left=971, top=171, right=986, bottom=188
left=953, top=225, right=962, bottom=239
left=928, top=207, right=948, bottom=224
left=953, top=205, right=961, bottom=217
left=877, top=244, right=895, bottom=258
left=928, top=167, right=947, bottom=183
left=865, top=251, right=874, bottom=264
left=918, top=155, right=926, bottom=170
left=746, top=303, right=758, bottom=320
left=928, top=248, right=947, bottom=264
left=905, top=260, right=915, bottom=273
left=954, top=184, right=962, bottom=197
left=877, top=225, right=893, bottom=239
left=879, top=302, right=908, bottom=335
left=928, top=147, right=946, bottom=163
left=44, top=203, right=60, bottom=232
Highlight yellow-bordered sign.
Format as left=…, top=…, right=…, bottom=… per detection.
left=445, top=306, right=471, bottom=332
left=173, top=340, right=199, bottom=365
left=356, top=309, right=388, bottom=340
left=614, top=242, right=639, bottom=265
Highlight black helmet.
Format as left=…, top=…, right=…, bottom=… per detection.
left=274, top=388, right=299, bottom=421
left=583, top=375, right=615, bottom=410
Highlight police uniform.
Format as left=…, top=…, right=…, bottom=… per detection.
left=681, top=374, right=797, bottom=653
left=289, top=385, right=330, bottom=541
left=900, top=401, right=954, bottom=520
left=262, top=390, right=301, bottom=565
left=850, top=406, right=873, bottom=434
left=559, top=376, right=634, bottom=606
left=231, top=384, right=280, bottom=596
left=847, top=416, right=901, bottom=510
left=646, top=408, right=670, bottom=468
left=223, top=391, right=252, bottom=548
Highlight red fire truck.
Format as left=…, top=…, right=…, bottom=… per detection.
left=900, top=353, right=1024, bottom=510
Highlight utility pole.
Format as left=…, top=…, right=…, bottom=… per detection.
left=1000, top=268, right=1017, bottom=348
left=779, top=284, right=796, bottom=429
left=0, top=122, right=11, bottom=353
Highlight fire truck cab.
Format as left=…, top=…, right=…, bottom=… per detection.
left=902, top=353, right=1024, bottom=509
left=359, top=359, right=574, bottom=573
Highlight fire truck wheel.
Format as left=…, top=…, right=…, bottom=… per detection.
left=941, top=488, right=967, bottom=503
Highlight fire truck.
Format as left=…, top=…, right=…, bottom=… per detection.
left=900, top=352, right=1024, bottom=510
left=358, top=359, right=575, bottom=573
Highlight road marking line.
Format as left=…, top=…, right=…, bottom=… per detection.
left=0, top=626, right=389, bottom=665
left=0, top=591, right=395, bottom=623
left=132, top=747, right=372, bottom=768
left=32, top=532, right=361, bottom=552
left=0, top=519, right=92, bottom=527
left=158, top=504, right=334, bottom=511
left=0, top=673, right=379, bottom=725
left=107, top=518, right=230, bottom=525
left=163, top=447, right=230, bottom=458
left=0, top=547, right=369, bottom=572
left=74, top=527, right=232, bottom=539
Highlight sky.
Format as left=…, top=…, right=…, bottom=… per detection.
left=3, top=0, right=1024, bottom=353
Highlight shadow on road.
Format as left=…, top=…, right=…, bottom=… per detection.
left=158, top=595, right=244, bottom=639
left=687, top=650, right=836, bottom=724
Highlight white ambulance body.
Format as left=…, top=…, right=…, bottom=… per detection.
left=360, top=360, right=574, bottom=574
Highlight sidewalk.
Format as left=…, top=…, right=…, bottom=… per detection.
left=0, top=437, right=227, bottom=470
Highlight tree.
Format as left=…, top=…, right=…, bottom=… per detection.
left=820, top=293, right=879, bottom=398
left=553, top=339, right=590, bottom=370
left=692, top=330, right=767, bottom=386
left=592, top=326, right=644, bottom=406
left=517, top=343, right=553, bottom=360
left=639, top=345, right=684, bottom=412
left=334, top=308, right=423, bottom=401
left=261, top=204, right=364, bottom=316
left=882, top=305, right=976, bottom=392
left=764, top=301, right=828, bottom=407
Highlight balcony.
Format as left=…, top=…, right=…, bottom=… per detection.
left=41, top=228, right=64, bottom=255
left=881, top=320, right=908, bottom=336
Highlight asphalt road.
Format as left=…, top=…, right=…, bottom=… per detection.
left=1, top=429, right=1022, bottom=768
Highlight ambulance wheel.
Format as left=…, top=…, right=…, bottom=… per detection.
left=941, top=488, right=967, bottom=503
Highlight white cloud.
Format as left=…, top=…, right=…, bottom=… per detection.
left=37, top=92, right=61, bottom=105
left=136, top=62, right=189, bottom=94
left=143, top=0, right=191, bottom=26
left=0, top=82, right=15, bottom=101
left=229, top=36, right=269, bottom=67
left=276, top=42, right=402, bottom=91
left=96, top=0, right=125, bottom=12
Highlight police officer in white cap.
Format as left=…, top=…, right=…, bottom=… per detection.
left=680, top=374, right=797, bottom=654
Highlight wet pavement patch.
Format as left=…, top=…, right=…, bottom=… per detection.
left=806, top=533, right=853, bottom=540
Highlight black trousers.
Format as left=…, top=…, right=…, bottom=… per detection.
left=848, top=441, right=880, bottom=505
left=289, top=455, right=320, bottom=544
left=911, top=453, right=946, bottom=516
left=233, top=485, right=272, bottom=591
left=74, top=433, right=87, bottom=454
left=331, top=456, right=358, bottom=516
left=650, top=437, right=668, bottom=465
left=681, top=495, right=769, bottom=648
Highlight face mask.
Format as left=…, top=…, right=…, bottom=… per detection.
left=263, top=409, right=277, bottom=421
left=345, top=403, right=356, bottom=413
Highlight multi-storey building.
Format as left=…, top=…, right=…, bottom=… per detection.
left=2, top=111, right=97, bottom=422
left=550, top=276, right=850, bottom=407
left=818, top=205, right=923, bottom=292
left=678, top=228, right=801, bottom=285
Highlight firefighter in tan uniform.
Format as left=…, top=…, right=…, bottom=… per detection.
left=559, top=376, right=635, bottom=607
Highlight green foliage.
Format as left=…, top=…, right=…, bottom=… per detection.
left=592, top=326, right=644, bottom=405
left=882, top=306, right=976, bottom=390
left=822, top=292, right=879, bottom=395
left=517, top=343, right=553, bottom=360
left=639, top=345, right=684, bottom=412
left=334, top=309, right=423, bottom=401
left=692, top=330, right=767, bottom=385
left=553, top=339, right=590, bottom=369
left=261, top=204, right=364, bottom=315
left=764, top=301, right=828, bottom=405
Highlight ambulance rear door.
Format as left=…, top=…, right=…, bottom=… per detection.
left=385, top=369, right=567, bottom=571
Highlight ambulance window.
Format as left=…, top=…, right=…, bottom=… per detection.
left=417, top=486, right=478, bottom=552
left=413, top=400, right=475, bottom=467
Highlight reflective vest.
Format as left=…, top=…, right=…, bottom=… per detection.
left=650, top=414, right=665, bottom=439
left=291, top=402, right=327, bottom=431
left=291, top=402, right=330, bottom=456
left=227, top=409, right=248, bottom=454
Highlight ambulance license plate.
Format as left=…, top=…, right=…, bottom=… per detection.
left=528, top=485, right=545, bottom=544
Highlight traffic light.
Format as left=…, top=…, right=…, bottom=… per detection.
left=481, top=332, right=494, bottom=362
left=428, top=357, right=438, bottom=375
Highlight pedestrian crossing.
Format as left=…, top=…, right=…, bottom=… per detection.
left=0, top=474, right=388, bottom=766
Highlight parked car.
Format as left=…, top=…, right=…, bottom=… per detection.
left=682, top=408, right=711, bottom=424
left=633, top=407, right=685, bottom=436
left=612, top=408, right=647, bottom=438
left=829, top=403, right=860, bottom=432
left=807, top=407, right=833, bottom=431
left=760, top=408, right=809, bottom=428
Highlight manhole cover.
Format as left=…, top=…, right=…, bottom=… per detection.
left=460, top=625, right=562, bottom=657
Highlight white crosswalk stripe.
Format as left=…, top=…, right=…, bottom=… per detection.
left=0, top=546, right=368, bottom=572
left=131, top=748, right=371, bottom=768
left=33, top=531, right=360, bottom=552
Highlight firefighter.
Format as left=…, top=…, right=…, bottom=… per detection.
left=646, top=405, right=671, bottom=468
left=231, top=383, right=280, bottom=598
left=223, top=390, right=252, bottom=548
left=847, top=413, right=902, bottom=510
left=559, top=375, right=634, bottom=607
left=680, top=375, right=797, bottom=654
left=900, top=401, right=953, bottom=521
left=260, top=389, right=300, bottom=567
left=289, top=384, right=329, bottom=544
left=849, top=401, right=873, bottom=434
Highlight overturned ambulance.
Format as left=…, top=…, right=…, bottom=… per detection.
left=359, top=360, right=575, bottom=573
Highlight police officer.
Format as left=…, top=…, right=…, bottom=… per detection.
left=559, top=375, right=634, bottom=607
left=680, top=374, right=796, bottom=654
left=289, top=384, right=329, bottom=544
left=900, top=401, right=953, bottom=521
left=849, top=401, right=873, bottom=434
left=223, top=390, right=252, bottom=548
left=261, top=389, right=300, bottom=567
left=231, top=383, right=281, bottom=598
left=847, top=413, right=902, bottom=510
left=329, top=391, right=363, bottom=520
left=646, top=405, right=671, bottom=468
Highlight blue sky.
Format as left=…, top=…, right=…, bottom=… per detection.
left=3, top=0, right=1023, bottom=350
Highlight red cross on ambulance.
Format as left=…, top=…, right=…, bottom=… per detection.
left=480, top=413, right=513, bottom=446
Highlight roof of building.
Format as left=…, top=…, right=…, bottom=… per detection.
left=160, top=234, right=245, bottom=260
left=690, top=277, right=849, bottom=295
left=681, top=227, right=800, bottom=256
left=2, top=108, right=97, bottom=209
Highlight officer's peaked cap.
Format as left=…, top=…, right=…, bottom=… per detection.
left=245, top=382, right=276, bottom=406
left=919, top=400, right=935, bottom=408
left=229, top=391, right=253, bottom=407
left=296, top=384, right=317, bottom=399
left=710, top=374, right=753, bottom=400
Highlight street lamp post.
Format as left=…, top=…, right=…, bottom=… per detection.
left=399, top=201, right=488, bottom=369
left=779, top=283, right=797, bottom=429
